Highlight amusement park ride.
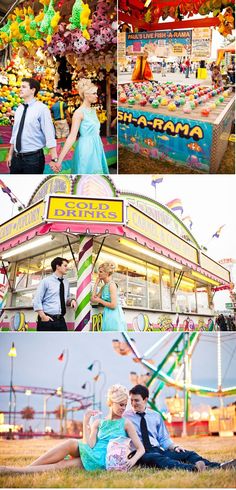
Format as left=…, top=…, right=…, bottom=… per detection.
left=113, top=332, right=236, bottom=435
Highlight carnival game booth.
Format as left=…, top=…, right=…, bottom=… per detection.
left=118, top=81, right=235, bottom=173
left=0, top=175, right=231, bottom=332
left=0, top=0, right=117, bottom=172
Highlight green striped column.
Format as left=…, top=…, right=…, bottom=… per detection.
left=74, top=236, right=93, bottom=331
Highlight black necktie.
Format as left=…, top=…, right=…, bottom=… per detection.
left=58, top=278, right=66, bottom=316
left=16, top=103, right=29, bottom=152
left=138, top=412, right=152, bottom=451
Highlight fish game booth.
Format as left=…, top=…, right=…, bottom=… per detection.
left=118, top=81, right=235, bottom=173
left=0, top=175, right=231, bottom=331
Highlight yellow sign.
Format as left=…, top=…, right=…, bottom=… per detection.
left=201, top=255, right=230, bottom=282
left=127, top=206, right=198, bottom=264
left=46, top=197, right=124, bottom=223
left=0, top=201, right=45, bottom=245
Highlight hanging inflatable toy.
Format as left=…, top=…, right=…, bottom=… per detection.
left=68, top=0, right=91, bottom=40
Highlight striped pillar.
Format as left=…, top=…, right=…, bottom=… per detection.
left=0, top=263, right=12, bottom=325
left=74, top=236, right=93, bottom=331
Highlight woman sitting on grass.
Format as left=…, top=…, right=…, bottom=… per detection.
left=0, top=385, right=144, bottom=474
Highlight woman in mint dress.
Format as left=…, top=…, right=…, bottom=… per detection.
left=78, top=385, right=144, bottom=471
left=53, top=79, right=109, bottom=175
left=0, top=386, right=144, bottom=474
left=91, top=262, right=127, bottom=332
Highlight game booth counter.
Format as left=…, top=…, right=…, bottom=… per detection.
left=0, top=175, right=232, bottom=332
left=118, top=81, right=235, bottom=173
left=0, top=0, right=117, bottom=172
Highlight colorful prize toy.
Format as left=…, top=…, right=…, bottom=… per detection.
left=152, top=99, right=159, bottom=108
left=168, top=102, right=177, bottom=111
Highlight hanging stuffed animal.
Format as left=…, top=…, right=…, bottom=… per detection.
left=69, top=0, right=91, bottom=40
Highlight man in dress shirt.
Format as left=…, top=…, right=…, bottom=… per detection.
left=7, top=78, right=58, bottom=174
left=33, top=257, right=76, bottom=331
left=125, top=385, right=236, bottom=471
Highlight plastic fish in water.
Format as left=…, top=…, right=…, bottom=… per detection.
left=144, top=138, right=155, bottom=147
left=187, top=142, right=203, bottom=152
left=157, top=135, right=169, bottom=141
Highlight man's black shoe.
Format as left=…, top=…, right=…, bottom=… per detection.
left=220, top=459, right=236, bottom=470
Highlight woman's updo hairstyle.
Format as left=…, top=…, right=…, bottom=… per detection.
left=98, top=261, right=116, bottom=276
left=77, top=78, right=97, bottom=100
left=107, top=384, right=129, bottom=406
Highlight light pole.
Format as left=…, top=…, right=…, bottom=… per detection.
left=43, top=392, right=56, bottom=433
left=182, top=332, right=189, bottom=437
left=8, top=342, right=16, bottom=425
left=87, top=360, right=106, bottom=411
left=81, top=381, right=94, bottom=409
left=58, top=349, right=69, bottom=436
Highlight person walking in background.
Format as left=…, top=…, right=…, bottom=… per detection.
left=216, top=314, right=227, bottom=331
left=7, top=78, right=58, bottom=174
left=211, top=66, right=223, bottom=88
left=51, top=93, right=70, bottom=139
left=33, top=257, right=76, bottom=331
left=91, top=262, right=127, bottom=332
left=185, top=58, right=190, bottom=78
left=125, top=385, right=236, bottom=471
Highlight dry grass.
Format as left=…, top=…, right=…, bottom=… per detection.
left=0, top=436, right=235, bottom=488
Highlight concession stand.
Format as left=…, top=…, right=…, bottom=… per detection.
left=0, top=175, right=231, bottom=331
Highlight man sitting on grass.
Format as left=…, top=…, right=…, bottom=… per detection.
left=125, top=385, right=236, bottom=472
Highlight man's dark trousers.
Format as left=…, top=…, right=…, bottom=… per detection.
left=37, top=315, right=67, bottom=332
left=137, top=447, right=220, bottom=471
left=10, top=150, right=45, bottom=174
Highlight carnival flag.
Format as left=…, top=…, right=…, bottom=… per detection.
left=182, top=216, right=193, bottom=229
left=0, top=179, right=18, bottom=204
left=58, top=351, right=65, bottom=361
left=151, top=175, right=163, bottom=186
left=166, top=198, right=183, bottom=215
left=212, top=224, right=225, bottom=238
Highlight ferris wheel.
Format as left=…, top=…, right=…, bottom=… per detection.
left=112, top=332, right=236, bottom=415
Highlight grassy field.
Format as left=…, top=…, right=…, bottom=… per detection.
left=0, top=436, right=235, bottom=488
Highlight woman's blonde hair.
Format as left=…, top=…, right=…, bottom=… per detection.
left=98, top=261, right=116, bottom=276
left=107, top=384, right=129, bottom=406
left=77, top=78, right=97, bottom=100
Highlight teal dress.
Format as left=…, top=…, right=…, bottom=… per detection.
left=101, top=282, right=127, bottom=332
left=72, top=107, right=109, bottom=174
left=78, top=418, right=127, bottom=471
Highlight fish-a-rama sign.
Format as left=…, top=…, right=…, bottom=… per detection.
left=118, top=109, right=205, bottom=141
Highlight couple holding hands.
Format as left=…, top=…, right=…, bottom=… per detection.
left=1, top=384, right=235, bottom=474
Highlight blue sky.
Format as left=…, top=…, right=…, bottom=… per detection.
left=0, top=332, right=235, bottom=430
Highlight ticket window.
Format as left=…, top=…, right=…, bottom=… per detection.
left=96, top=247, right=165, bottom=310
left=15, top=260, right=29, bottom=290
left=161, top=268, right=171, bottom=311
left=175, top=275, right=197, bottom=313
left=147, top=265, right=161, bottom=309
left=196, top=289, right=210, bottom=314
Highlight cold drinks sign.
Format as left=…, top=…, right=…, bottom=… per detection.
left=45, top=196, right=125, bottom=224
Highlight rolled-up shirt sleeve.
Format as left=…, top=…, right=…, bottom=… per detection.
left=33, top=280, right=46, bottom=311
left=157, top=416, right=173, bottom=450
left=40, top=106, right=56, bottom=148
